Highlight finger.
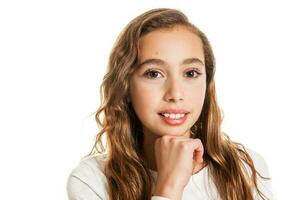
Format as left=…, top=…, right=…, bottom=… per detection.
left=161, top=136, right=192, bottom=144
left=189, top=139, right=204, bottom=163
left=188, top=138, right=204, bottom=152
left=164, top=135, right=190, bottom=140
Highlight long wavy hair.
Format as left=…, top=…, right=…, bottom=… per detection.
left=87, top=8, right=270, bottom=200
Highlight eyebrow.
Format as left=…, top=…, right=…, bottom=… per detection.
left=137, top=57, right=205, bottom=69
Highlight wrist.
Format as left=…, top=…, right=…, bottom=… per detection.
left=153, top=183, right=184, bottom=200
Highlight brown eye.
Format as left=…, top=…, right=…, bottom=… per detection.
left=185, top=70, right=202, bottom=78
left=143, top=70, right=163, bottom=79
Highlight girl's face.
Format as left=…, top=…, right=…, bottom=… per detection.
left=129, top=25, right=206, bottom=138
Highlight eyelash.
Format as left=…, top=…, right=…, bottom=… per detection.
left=143, top=68, right=203, bottom=79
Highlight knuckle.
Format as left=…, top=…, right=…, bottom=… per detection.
left=161, top=136, right=169, bottom=143
left=178, top=142, right=188, bottom=150
left=169, top=137, right=177, bottom=143
left=195, top=138, right=202, bottom=143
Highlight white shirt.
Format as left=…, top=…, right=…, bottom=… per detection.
left=67, top=148, right=273, bottom=200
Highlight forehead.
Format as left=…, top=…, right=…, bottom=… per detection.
left=138, top=26, right=204, bottom=64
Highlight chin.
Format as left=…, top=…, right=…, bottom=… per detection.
left=156, top=128, right=190, bottom=137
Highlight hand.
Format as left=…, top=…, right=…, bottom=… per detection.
left=153, top=135, right=204, bottom=199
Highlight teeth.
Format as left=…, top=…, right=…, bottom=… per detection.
left=161, top=113, right=185, bottom=119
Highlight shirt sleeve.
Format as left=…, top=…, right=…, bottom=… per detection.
left=67, top=155, right=109, bottom=200
left=67, top=175, right=104, bottom=200
left=67, top=175, right=169, bottom=200
left=151, top=196, right=170, bottom=200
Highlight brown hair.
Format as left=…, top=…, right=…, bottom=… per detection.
left=88, top=8, right=271, bottom=200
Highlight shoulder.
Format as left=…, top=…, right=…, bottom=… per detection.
left=67, top=153, right=109, bottom=200
left=243, top=147, right=270, bottom=176
left=242, top=147, right=274, bottom=199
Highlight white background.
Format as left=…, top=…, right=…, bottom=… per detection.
left=0, top=0, right=299, bottom=199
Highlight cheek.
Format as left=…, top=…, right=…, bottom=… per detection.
left=130, top=82, right=161, bottom=115
left=188, top=84, right=206, bottom=110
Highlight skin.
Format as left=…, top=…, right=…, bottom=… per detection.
left=129, top=25, right=207, bottom=199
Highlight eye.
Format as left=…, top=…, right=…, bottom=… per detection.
left=143, top=69, right=163, bottom=79
left=185, top=68, right=202, bottom=78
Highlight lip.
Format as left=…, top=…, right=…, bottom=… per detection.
left=158, top=112, right=189, bottom=126
left=158, top=109, right=189, bottom=114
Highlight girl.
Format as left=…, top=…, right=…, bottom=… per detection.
left=67, top=8, right=273, bottom=200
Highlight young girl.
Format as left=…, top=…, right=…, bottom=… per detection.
left=67, top=8, right=273, bottom=200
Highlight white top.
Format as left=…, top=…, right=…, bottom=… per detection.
left=67, top=148, right=273, bottom=200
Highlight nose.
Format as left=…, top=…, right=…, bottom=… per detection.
left=163, top=77, right=184, bottom=103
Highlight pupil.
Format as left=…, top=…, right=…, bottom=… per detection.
left=150, top=72, right=157, bottom=78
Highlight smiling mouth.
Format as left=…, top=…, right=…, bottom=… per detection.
left=158, top=113, right=189, bottom=119
left=158, top=113, right=189, bottom=126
